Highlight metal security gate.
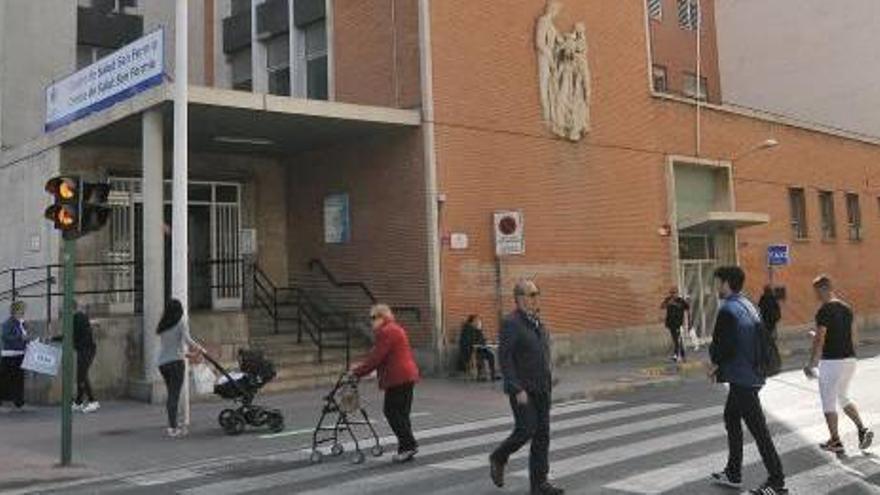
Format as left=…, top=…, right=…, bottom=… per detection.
left=678, top=234, right=718, bottom=341
left=108, top=178, right=242, bottom=310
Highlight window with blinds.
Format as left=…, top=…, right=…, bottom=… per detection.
left=677, top=0, right=699, bottom=30
left=648, top=0, right=662, bottom=20
left=846, top=193, right=862, bottom=241
left=819, top=191, right=837, bottom=241
left=789, top=188, right=808, bottom=240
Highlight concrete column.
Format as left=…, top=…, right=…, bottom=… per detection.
left=251, top=0, right=268, bottom=93
left=142, top=109, right=164, bottom=383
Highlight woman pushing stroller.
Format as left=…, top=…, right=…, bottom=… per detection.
left=156, top=299, right=204, bottom=438
left=348, top=304, right=420, bottom=463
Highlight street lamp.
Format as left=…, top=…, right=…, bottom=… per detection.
left=731, top=138, right=779, bottom=162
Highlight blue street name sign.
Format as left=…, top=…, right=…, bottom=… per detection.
left=767, top=244, right=790, bottom=267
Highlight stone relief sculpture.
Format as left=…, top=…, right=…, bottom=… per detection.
left=536, top=2, right=592, bottom=141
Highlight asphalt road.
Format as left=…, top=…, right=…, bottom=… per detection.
left=21, top=355, right=880, bottom=495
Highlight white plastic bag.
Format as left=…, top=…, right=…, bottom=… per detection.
left=21, top=341, right=62, bottom=376
left=191, top=363, right=217, bottom=396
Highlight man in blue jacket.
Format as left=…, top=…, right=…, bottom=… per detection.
left=709, top=266, right=787, bottom=495
left=489, top=279, right=563, bottom=495
left=1, top=301, right=29, bottom=409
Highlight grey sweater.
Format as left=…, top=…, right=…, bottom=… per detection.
left=157, top=319, right=195, bottom=367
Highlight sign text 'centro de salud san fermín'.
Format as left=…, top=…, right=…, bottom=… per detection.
left=45, top=29, right=165, bottom=132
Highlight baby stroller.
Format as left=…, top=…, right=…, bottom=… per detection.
left=203, top=349, right=285, bottom=435
left=309, top=372, right=384, bottom=465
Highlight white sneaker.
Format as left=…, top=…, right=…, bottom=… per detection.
left=167, top=428, right=181, bottom=438
left=72, top=403, right=84, bottom=412
left=392, top=449, right=417, bottom=463
left=82, top=402, right=100, bottom=413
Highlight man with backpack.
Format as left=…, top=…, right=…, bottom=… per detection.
left=708, top=266, right=787, bottom=495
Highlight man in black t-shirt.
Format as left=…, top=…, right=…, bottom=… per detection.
left=661, top=287, right=690, bottom=362
left=807, top=276, right=873, bottom=454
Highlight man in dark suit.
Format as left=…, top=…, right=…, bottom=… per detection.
left=489, top=280, right=563, bottom=495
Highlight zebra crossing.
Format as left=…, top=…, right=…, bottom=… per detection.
left=32, top=387, right=880, bottom=495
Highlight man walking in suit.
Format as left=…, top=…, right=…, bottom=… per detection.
left=489, top=279, right=563, bottom=495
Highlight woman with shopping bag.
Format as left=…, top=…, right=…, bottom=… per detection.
left=156, top=299, right=204, bottom=438
left=1, top=301, right=30, bottom=411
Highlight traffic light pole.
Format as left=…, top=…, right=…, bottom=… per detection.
left=60, top=238, right=76, bottom=466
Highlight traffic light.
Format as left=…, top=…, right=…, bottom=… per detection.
left=81, top=182, right=111, bottom=234
left=44, top=176, right=111, bottom=240
left=44, top=176, right=81, bottom=240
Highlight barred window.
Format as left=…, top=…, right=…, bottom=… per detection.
left=789, top=188, right=808, bottom=240
left=846, top=193, right=862, bottom=241
left=648, top=0, right=662, bottom=20
left=819, top=191, right=836, bottom=241
left=677, top=0, right=699, bottom=30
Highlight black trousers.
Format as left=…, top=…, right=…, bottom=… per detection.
left=724, top=384, right=785, bottom=487
left=159, top=360, right=185, bottom=429
left=491, top=390, right=551, bottom=489
left=76, top=349, right=96, bottom=405
left=0, top=356, right=25, bottom=407
left=384, top=383, right=417, bottom=453
left=667, top=325, right=685, bottom=359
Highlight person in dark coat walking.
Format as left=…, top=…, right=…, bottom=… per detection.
left=709, top=266, right=787, bottom=495
left=489, top=280, right=563, bottom=495
left=351, top=304, right=421, bottom=464
left=758, top=285, right=781, bottom=340
left=73, top=302, right=99, bottom=413
left=0, top=301, right=29, bottom=410
left=661, top=287, right=690, bottom=362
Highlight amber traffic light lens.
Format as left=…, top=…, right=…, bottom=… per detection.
left=57, top=207, right=76, bottom=227
left=58, top=180, right=76, bottom=200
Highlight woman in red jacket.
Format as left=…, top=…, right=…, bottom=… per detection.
left=350, top=304, right=421, bottom=463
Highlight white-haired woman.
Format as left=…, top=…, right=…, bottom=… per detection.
left=350, top=304, right=421, bottom=463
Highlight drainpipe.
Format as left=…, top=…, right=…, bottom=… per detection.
left=418, top=0, right=444, bottom=372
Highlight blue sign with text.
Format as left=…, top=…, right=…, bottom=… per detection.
left=767, top=244, right=790, bottom=267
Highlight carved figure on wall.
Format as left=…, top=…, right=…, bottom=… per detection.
left=536, top=3, right=592, bottom=141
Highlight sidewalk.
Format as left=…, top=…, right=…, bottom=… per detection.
left=2, top=330, right=877, bottom=492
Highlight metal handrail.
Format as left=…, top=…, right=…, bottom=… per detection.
left=307, top=258, right=422, bottom=322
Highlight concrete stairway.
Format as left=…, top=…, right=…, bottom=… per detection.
left=247, top=311, right=372, bottom=392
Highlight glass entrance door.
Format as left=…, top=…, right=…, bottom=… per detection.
left=109, top=178, right=242, bottom=311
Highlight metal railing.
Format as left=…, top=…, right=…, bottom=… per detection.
left=0, top=259, right=245, bottom=328
left=252, top=264, right=353, bottom=366
left=307, top=258, right=423, bottom=324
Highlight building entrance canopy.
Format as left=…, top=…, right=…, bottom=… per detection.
left=678, top=211, right=770, bottom=233
left=12, top=84, right=421, bottom=159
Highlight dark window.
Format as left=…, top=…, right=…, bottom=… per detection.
left=819, top=191, right=836, bottom=241
left=189, top=184, right=212, bottom=202
left=216, top=186, right=239, bottom=203
left=231, top=0, right=250, bottom=16
left=305, top=20, right=328, bottom=100
left=266, top=34, right=291, bottom=96
left=652, top=65, right=668, bottom=93
left=846, top=193, right=862, bottom=241
left=789, top=188, right=808, bottom=240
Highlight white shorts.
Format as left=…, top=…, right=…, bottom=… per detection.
left=818, top=359, right=857, bottom=413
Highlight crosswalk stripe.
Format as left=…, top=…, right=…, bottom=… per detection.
left=512, top=423, right=723, bottom=479
left=182, top=400, right=621, bottom=495
left=295, top=406, right=721, bottom=495
left=604, top=423, right=827, bottom=494
left=301, top=399, right=620, bottom=455
left=124, top=468, right=201, bottom=486
left=431, top=404, right=717, bottom=471
left=420, top=402, right=679, bottom=460
left=177, top=462, right=350, bottom=495
left=782, top=461, right=880, bottom=494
